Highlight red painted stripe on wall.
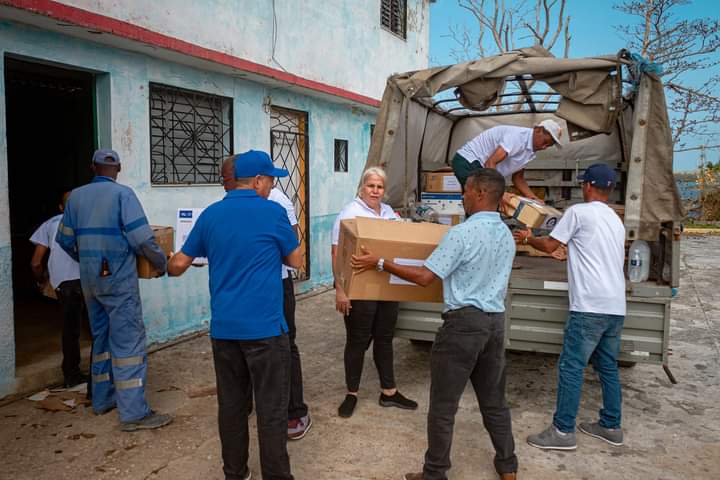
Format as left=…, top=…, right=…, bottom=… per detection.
left=0, top=0, right=382, bottom=107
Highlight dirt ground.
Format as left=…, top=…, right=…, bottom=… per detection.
left=1, top=236, right=719, bottom=480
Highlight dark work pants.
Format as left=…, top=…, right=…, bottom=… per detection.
left=212, top=335, right=293, bottom=480
left=55, top=279, right=87, bottom=383
left=451, top=153, right=482, bottom=190
left=424, top=307, right=518, bottom=479
left=343, top=300, right=399, bottom=392
left=283, top=277, right=308, bottom=420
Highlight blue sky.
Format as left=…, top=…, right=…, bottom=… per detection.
left=429, top=0, right=720, bottom=171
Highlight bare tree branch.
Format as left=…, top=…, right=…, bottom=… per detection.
left=614, top=0, right=720, bottom=147
left=453, top=0, right=570, bottom=58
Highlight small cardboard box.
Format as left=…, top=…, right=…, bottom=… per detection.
left=336, top=217, right=449, bottom=302
left=423, top=171, right=462, bottom=193
left=137, top=226, right=173, bottom=279
left=504, top=194, right=563, bottom=230
left=437, top=214, right=465, bottom=226
left=509, top=186, right=546, bottom=200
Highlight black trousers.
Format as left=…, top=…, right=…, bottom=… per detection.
left=343, top=300, right=399, bottom=392
left=55, top=279, right=87, bottom=382
left=283, top=277, right=308, bottom=420
left=423, top=307, right=518, bottom=479
left=212, top=335, right=294, bottom=480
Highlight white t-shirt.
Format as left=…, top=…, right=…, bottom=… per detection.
left=268, top=187, right=299, bottom=280
left=550, top=202, right=626, bottom=316
left=29, top=214, right=81, bottom=289
left=331, top=197, right=399, bottom=245
left=456, top=125, right=536, bottom=178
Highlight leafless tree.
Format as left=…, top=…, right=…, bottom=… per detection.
left=614, top=0, right=720, bottom=148
left=444, top=0, right=572, bottom=62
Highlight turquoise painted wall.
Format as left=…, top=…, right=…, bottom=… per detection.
left=0, top=21, right=377, bottom=394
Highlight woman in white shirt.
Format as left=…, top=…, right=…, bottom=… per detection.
left=331, top=167, right=418, bottom=418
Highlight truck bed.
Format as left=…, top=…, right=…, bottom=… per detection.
left=512, top=256, right=567, bottom=282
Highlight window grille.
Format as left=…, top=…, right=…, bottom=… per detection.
left=149, top=83, right=233, bottom=185
left=381, top=0, right=406, bottom=39
left=334, top=139, right=348, bottom=173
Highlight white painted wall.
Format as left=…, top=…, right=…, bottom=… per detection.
left=57, top=0, right=430, bottom=100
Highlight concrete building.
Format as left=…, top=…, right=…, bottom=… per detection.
left=0, top=0, right=431, bottom=397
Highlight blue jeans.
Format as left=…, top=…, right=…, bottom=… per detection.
left=553, top=311, right=625, bottom=433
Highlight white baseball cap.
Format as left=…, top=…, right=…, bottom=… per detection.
left=536, top=119, right=564, bottom=148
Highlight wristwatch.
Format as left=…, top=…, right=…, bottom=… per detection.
left=376, top=258, right=385, bottom=272
left=522, top=236, right=529, bottom=245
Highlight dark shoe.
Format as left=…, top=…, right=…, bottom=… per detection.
left=527, top=424, right=577, bottom=450
left=579, top=421, right=624, bottom=446
left=338, top=394, right=358, bottom=418
left=288, top=414, right=312, bottom=440
left=403, top=473, right=423, bottom=480
left=64, top=373, right=89, bottom=389
left=93, top=403, right=117, bottom=416
left=121, top=411, right=173, bottom=432
left=379, top=391, right=418, bottom=410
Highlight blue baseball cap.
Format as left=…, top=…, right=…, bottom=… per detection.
left=233, top=150, right=288, bottom=178
left=578, top=163, right=616, bottom=188
left=92, top=148, right=121, bottom=166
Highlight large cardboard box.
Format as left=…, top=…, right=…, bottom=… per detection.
left=137, top=226, right=173, bottom=279
left=336, top=217, right=449, bottom=302
left=423, top=171, right=462, bottom=193
left=504, top=194, right=563, bottom=230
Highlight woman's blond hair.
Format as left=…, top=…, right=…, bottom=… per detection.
left=357, top=166, right=388, bottom=196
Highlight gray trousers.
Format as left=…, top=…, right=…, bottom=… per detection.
left=423, top=307, right=518, bottom=479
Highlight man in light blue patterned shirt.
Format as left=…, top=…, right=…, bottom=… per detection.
left=352, top=169, right=518, bottom=480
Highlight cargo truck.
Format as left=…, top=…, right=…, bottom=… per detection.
left=363, top=47, right=684, bottom=382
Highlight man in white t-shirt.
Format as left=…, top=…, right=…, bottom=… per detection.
left=452, top=120, right=564, bottom=201
left=30, top=191, right=89, bottom=389
left=268, top=187, right=311, bottom=440
left=514, top=163, right=626, bottom=451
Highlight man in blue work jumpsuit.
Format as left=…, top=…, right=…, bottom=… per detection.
left=56, top=149, right=172, bottom=432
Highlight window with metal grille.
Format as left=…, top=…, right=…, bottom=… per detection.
left=381, top=0, right=406, bottom=39
left=149, top=83, right=233, bottom=185
left=334, top=139, right=348, bottom=173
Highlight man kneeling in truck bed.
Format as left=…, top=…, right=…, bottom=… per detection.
left=352, top=168, right=518, bottom=480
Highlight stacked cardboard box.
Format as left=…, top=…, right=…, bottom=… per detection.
left=423, top=171, right=461, bottom=193
left=336, top=217, right=449, bottom=302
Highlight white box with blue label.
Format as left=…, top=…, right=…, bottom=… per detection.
left=176, top=208, right=208, bottom=265
left=420, top=192, right=464, bottom=216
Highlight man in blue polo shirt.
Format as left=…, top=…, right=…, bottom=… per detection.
left=168, top=150, right=301, bottom=480
left=352, top=168, right=519, bottom=480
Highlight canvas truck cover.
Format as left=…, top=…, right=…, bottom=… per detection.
left=365, top=47, right=684, bottom=240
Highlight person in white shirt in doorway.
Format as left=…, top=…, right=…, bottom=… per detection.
left=452, top=119, right=564, bottom=205
left=514, top=163, right=627, bottom=451
left=30, top=191, right=90, bottom=390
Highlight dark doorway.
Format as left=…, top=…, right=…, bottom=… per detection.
left=5, top=57, right=95, bottom=381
